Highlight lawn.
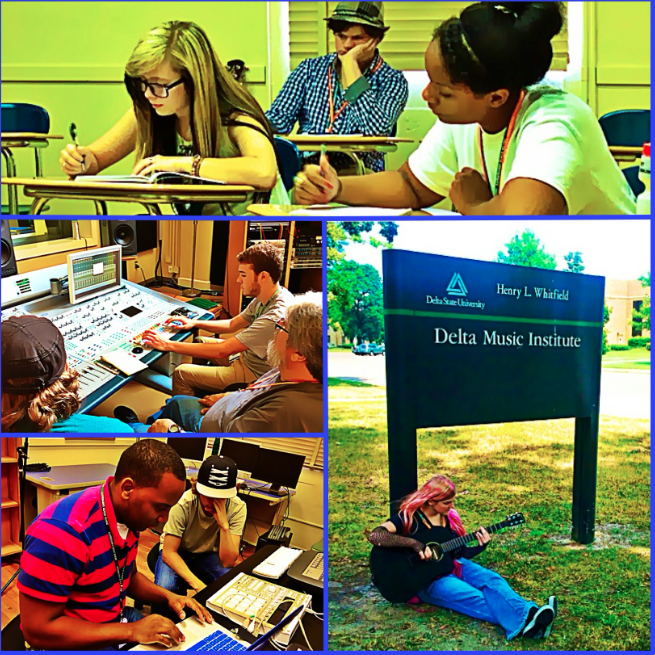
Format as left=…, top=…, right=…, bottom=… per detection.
left=328, top=380, right=651, bottom=651
left=602, top=348, right=650, bottom=370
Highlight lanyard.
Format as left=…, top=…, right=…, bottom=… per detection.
left=477, top=89, right=526, bottom=196
left=100, top=483, right=127, bottom=623
left=253, top=288, right=280, bottom=321
left=326, top=56, right=383, bottom=133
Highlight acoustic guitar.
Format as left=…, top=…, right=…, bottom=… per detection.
left=369, top=512, right=525, bottom=603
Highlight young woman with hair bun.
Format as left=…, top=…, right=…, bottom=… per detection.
left=368, top=475, right=557, bottom=640
left=295, top=2, right=636, bottom=215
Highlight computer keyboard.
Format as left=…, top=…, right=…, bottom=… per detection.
left=207, top=573, right=311, bottom=645
left=253, top=546, right=303, bottom=579
left=187, top=629, right=248, bottom=652
left=302, top=553, right=323, bottom=582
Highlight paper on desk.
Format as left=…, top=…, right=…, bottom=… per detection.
left=290, top=206, right=412, bottom=217
left=101, top=350, right=148, bottom=376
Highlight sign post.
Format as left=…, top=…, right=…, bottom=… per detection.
left=383, top=250, right=605, bottom=544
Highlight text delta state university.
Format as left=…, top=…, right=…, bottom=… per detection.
left=434, top=327, right=582, bottom=348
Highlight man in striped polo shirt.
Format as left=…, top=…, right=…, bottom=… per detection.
left=17, top=439, right=213, bottom=650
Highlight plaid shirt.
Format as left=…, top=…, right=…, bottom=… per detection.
left=266, top=52, right=408, bottom=172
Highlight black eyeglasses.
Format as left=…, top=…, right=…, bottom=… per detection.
left=275, top=319, right=289, bottom=334
left=139, top=78, right=184, bottom=99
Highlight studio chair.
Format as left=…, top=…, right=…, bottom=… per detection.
left=599, top=109, right=651, bottom=148
left=1, top=103, right=51, bottom=215
left=1, top=614, right=27, bottom=651
left=274, top=136, right=302, bottom=192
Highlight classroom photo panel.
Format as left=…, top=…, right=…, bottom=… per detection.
left=1, top=1, right=649, bottom=217
left=1, top=436, right=325, bottom=650
left=326, top=219, right=650, bottom=651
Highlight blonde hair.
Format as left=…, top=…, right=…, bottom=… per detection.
left=287, top=292, right=323, bottom=382
left=1, top=369, right=80, bottom=432
left=124, top=21, right=274, bottom=163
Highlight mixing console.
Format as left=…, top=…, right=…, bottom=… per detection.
left=1, top=284, right=201, bottom=401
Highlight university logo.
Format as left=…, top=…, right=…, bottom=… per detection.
left=447, top=273, right=468, bottom=297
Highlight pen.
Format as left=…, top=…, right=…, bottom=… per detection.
left=69, top=123, right=86, bottom=173
left=320, top=143, right=327, bottom=176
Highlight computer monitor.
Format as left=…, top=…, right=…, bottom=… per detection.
left=219, top=439, right=260, bottom=478
left=167, top=437, right=207, bottom=470
left=251, top=448, right=305, bottom=495
left=68, top=245, right=122, bottom=305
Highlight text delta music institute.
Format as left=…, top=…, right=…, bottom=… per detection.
left=434, top=327, right=582, bottom=348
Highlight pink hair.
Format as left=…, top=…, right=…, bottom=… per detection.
left=398, top=475, right=465, bottom=537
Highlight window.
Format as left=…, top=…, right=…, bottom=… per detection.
left=209, top=437, right=323, bottom=469
left=632, top=300, right=643, bottom=337
left=7, top=219, right=72, bottom=246
left=289, top=1, right=569, bottom=72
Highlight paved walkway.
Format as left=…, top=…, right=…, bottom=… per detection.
left=328, top=351, right=650, bottom=420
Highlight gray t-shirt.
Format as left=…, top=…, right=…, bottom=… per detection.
left=161, top=489, right=246, bottom=554
left=237, top=286, right=294, bottom=377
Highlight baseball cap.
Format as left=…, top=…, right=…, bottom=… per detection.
left=1, top=316, right=67, bottom=395
left=326, top=2, right=389, bottom=32
left=196, top=456, right=238, bottom=499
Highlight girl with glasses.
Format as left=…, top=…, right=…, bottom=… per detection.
left=59, top=21, right=287, bottom=214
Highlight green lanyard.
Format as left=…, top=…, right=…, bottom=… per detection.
left=254, top=288, right=280, bottom=321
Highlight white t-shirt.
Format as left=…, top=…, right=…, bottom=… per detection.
left=409, top=86, right=636, bottom=215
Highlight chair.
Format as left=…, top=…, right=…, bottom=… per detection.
left=599, top=109, right=650, bottom=147
left=1, top=615, right=26, bottom=651
left=274, top=136, right=302, bottom=192
left=622, top=165, right=646, bottom=197
left=147, top=542, right=161, bottom=574
left=1, top=103, right=51, bottom=215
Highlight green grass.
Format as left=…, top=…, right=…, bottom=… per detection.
left=328, top=384, right=651, bottom=651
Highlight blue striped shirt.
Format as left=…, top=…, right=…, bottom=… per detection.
left=266, top=52, right=408, bottom=172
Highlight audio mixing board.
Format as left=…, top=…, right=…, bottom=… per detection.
left=1, top=282, right=204, bottom=401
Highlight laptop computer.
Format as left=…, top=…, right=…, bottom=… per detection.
left=130, top=605, right=303, bottom=652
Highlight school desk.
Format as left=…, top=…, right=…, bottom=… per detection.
left=1, top=132, right=63, bottom=215
left=1, top=177, right=256, bottom=215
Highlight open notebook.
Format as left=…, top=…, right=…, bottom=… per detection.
left=75, top=172, right=225, bottom=185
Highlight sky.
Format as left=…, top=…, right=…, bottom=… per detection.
left=342, top=219, right=651, bottom=282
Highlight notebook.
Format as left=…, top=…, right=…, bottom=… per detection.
left=75, top=172, right=226, bottom=185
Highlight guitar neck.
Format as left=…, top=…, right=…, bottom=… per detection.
left=441, top=522, right=508, bottom=553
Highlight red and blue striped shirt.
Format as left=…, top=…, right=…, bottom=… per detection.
left=17, top=476, right=139, bottom=623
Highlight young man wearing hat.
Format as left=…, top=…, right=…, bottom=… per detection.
left=154, top=456, right=247, bottom=599
left=266, top=1, right=408, bottom=174
left=1, top=315, right=133, bottom=433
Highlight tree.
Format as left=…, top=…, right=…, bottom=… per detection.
left=496, top=230, right=557, bottom=270
left=632, top=272, right=651, bottom=332
left=328, top=260, right=385, bottom=344
left=564, top=251, right=585, bottom=273
left=602, top=303, right=611, bottom=355
left=327, top=221, right=398, bottom=268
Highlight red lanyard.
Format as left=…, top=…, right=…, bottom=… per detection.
left=477, top=89, right=526, bottom=196
left=327, top=56, right=383, bottom=133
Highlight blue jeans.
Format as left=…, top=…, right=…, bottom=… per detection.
left=128, top=396, right=205, bottom=433
left=154, top=550, right=230, bottom=595
left=417, top=558, right=537, bottom=640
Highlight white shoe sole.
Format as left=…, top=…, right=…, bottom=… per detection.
left=543, top=596, right=558, bottom=638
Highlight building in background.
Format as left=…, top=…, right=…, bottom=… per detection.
left=605, top=279, right=651, bottom=345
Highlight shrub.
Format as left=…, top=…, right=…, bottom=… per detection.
left=610, top=344, right=630, bottom=351
left=628, top=337, right=651, bottom=349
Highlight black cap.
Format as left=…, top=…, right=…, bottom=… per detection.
left=1, top=316, right=67, bottom=395
left=196, top=456, right=237, bottom=499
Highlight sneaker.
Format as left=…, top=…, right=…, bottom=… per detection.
left=522, top=604, right=555, bottom=638
left=114, top=406, right=140, bottom=424
left=543, top=596, right=558, bottom=638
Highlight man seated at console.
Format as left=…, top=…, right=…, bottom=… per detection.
left=153, top=455, right=245, bottom=617
left=137, top=242, right=293, bottom=397
left=1, top=315, right=134, bottom=433
left=116, top=292, right=323, bottom=433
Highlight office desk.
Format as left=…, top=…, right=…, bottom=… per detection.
left=193, top=545, right=323, bottom=650
left=237, top=482, right=297, bottom=545
left=1, top=178, right=255, bottom=215
left=247, top=204, right=454, bottom=217
left=1, top=132, right=63, bottom=215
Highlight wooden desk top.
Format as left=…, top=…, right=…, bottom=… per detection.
left=609, top=145, right=644, bottom=158
left=26, top=463, right=115, bottom=490
left=287, top=135, right=413, bottom=146
left=1, top=133, right=63, bottom=141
